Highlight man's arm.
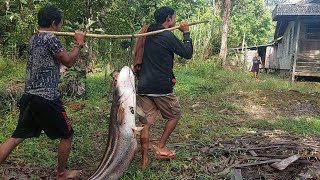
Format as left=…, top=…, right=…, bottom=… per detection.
left=168, top=22, right=193, bottom=59
left=259, top=57, right=263, bottom=64
left=55, top=31, right=85, bottom=68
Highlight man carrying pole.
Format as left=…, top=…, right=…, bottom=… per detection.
left=133, top=6, right=193, bottom=169
left=0, top=5, right=85, bottom=180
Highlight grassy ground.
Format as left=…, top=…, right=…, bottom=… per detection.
left=1, top=58, right=320, bottom=179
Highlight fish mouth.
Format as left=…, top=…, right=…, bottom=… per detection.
left=111, top=66, right=136, bottom=107
left=114, top=66, right=135, bottom=97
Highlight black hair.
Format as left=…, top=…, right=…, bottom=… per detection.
left=154, top=6, right=175, bottom=24
left=37, top=5, right=62, bottom=28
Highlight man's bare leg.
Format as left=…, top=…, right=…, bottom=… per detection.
left=156, top=118, right=179, bottom=154
left=56, top=137, right=82, bottom=180
left=139, top=124, right=150, bottom=169
left=255, top=72, right=259, bottom=80
left=0, top=138, right=24, bottom=165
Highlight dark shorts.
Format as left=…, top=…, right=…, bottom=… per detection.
left=251, top=64, right=259, bottom=73
left=12, top=93, right=74, bottom=140
left=137, top=93, right=181, bottom=125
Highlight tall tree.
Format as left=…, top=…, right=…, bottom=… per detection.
left=228, top=0, right=273, bottom=48
left=219, top=0, right=231, bottom=67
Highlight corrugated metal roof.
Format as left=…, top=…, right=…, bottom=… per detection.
left=273, top=1, right=320, bottom=20
left=232, top=44, right=273, bottom=51
left=297, top=0, right=320, bottom=4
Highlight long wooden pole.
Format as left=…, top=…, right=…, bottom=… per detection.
left=38, top=20, right=209, bottom=39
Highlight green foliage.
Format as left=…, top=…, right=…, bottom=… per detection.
left=0, top=58, right=25, bottom=115
left=1, top=0, right=277, bottom=65
left=0, top=58, right=25, bottom=83
left=59, top=66, right=86, bottom=98
left=0, top=1, right=46, bottom=58
left=157, top=0, right=211, bottom=20
left=229, top=0, right=274, bottom=47
left=85, top=71, right=109, bottom=101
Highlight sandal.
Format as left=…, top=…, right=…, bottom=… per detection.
left=152, top=145, right=176, bottom=159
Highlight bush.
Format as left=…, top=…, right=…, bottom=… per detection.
left=0, top=58, right=25, bottom=115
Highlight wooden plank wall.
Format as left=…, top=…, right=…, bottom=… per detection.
left=270, top=22, right=295, bottom=70
left=295, top=21, right=320, bottom=77
left=280, top=22, right=295, bottom=70
left=265, top=46, right=276, bottom=69
left=295, top=40, right=320, bottom=76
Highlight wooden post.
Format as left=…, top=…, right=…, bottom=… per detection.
left=242, top=32, right=246, bottom=70
left=292, top=20, right=301, bottom=82
left=241, top=32, right=246, bottom=54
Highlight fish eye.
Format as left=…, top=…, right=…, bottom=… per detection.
left=129, top=106, right=134, bottom=114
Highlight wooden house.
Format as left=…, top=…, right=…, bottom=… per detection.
left=271, top=0, right=320, bottom=80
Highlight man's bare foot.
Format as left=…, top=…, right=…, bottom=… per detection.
left=57, top=170, right=82, bottom=180
left=139, top=156, right=151, bottom=170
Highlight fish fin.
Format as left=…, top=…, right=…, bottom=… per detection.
left=136, top=106, right=146, bottom=117
left=132, top=127, right=144, bottom=135
left=117, top=106, right=125, bottom=124
left=132, top=127, right=144, bottom=137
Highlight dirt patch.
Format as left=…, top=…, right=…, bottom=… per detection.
left=0, top=162, right=55, bottom=180
left=237, top=90, right=320, bottom=120
left=189, top=90, right=320, bottom=124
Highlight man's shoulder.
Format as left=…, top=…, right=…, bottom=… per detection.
left=29, top=33, right=58, bottom=47
left=36, top=32, right=59, bottom=41
left=155, top=30, right=177, bottom=42
left=147, top=30, right=175, bottom=42
left=162, top=30, right=175, bottom=36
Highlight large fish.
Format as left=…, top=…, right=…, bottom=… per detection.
left=88, top=66, right=143, bottom=180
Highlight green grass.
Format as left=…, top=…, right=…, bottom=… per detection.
left=247, top=116, right=320, bottom=136
left=176, top=60, right=320, bottom=95
left=0, top=58, right=25, bottom=84
left=2, top=57, right=320, bottom=179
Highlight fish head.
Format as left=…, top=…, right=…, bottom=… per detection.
left=115, top=66, right=135, bottom=94
left=112, top=66, right=136, bottom=125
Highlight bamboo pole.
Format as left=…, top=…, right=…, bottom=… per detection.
left=38, top=20, right=209, bottom=39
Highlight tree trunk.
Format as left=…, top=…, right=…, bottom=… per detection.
left=6, top=0, right=10, bottom=15
left=28, top=0, right=34, bottom=9
left=219, top=0, right=231, bottom=67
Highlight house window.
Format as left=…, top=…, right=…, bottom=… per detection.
left=306, top=23, right=320, bottom=39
